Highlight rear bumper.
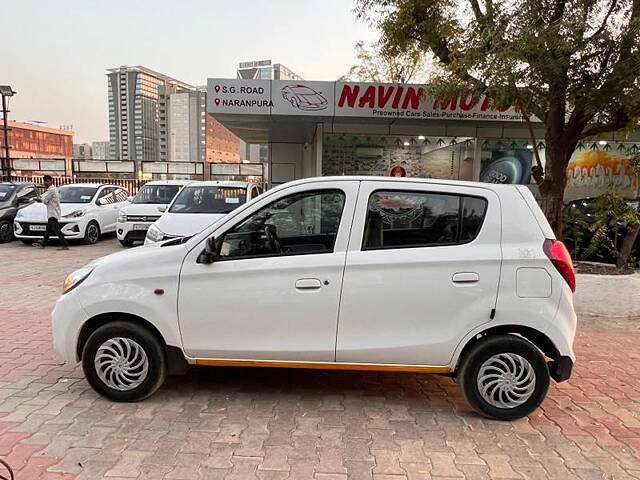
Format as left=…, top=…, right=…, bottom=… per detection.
left=549, top=356, right=573, bottom=382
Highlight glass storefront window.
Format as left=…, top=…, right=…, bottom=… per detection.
left=322, top=134, right=475, bottom=180
left=479, top=139, right=537, bottom=185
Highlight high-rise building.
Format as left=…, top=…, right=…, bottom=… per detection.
left=158, top=87, right=207, bottom=162
left=107, top=66, right=192, bottom=166
left=237, top=59, right=303, bottom=81
left=91, top=141, right=110, bottom=160
left=73, top=143, right=92, bottom=159
left=236, top=60, right=303, bottom=165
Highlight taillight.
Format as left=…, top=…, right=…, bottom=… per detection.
left=543, top=239, right=576, bottom=292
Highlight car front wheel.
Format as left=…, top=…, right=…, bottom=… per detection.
left=81, top=321, right=167, bottom=401
left=83, top=221, right=101, bottom=245
left=458, top=335, right=550, bottom=420
left=0, top=220, right=14, bottom=243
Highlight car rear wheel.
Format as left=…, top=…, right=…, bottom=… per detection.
left=83, top=221, right=101, bottom=245
left=82, top=321, right=167, bottom=401
left=0, top=220, right=14, bottom=243
left=458, top=335, right=550, bottom=420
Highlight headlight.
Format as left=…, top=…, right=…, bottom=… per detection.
left=63, top=209, right=86, bottom=218
left=146, top=224, right=164, bottom=242
left=117, top=212, right=127, bottom=223
left=62, top=267, right=94, bottom=294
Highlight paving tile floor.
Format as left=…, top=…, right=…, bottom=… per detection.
left=1, top=237, right=640, bottom=479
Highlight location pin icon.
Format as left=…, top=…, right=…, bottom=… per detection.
left=214, top=85, right=221, bottom=93
left=214, top=98, right=220, bottom=106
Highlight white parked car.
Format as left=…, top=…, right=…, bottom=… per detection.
left=144, top=181, right=262, bottom=244
left=15, top=184, right=130, bottom=245
left=52, top=176, right=576, bottom=420
left=117, top=180, right=188, bottom=247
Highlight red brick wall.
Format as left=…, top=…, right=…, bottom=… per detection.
left=206, top=116, right=240, bottom=163
left=0, top=121, right=73, bottom=158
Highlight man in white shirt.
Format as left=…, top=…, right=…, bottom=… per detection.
left=33, top=175, right=69, bottom=250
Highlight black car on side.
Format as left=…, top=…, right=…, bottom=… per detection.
left=0, top=182, right=38, bottom=243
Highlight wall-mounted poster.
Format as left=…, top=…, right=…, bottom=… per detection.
left=480, top=145, right=533, bottom=184
left=565, top=150, right=639, bottom=201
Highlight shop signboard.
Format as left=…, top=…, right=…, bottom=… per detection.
left=208, top=79, right=525, bottom=122
left=271, top=80, right=335, bottom=116
left=207, top=79, right=272, bottom=115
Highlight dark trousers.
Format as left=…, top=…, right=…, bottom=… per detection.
left=42, top=217, right=69, bottom=247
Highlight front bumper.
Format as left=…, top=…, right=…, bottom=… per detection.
left=14, top=221, right=85, bottom=240
left=52, top=289, right=90, bottom=363
left=117, top=221, right=153, bottom=242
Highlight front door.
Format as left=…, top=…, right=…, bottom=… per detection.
left=337, top=181, right=501, bottom=366
left=178, top=181, right=359, bottom=361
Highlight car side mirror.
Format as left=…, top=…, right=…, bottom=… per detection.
left=127, top=196, right=133, bottom=202
left=197, top=236, right=218, bottom=264
left=157, top=205, right=167, bottom=213
left=17, top=196, right=32, bottom=204
left=97, top=197, right=108, bottom=206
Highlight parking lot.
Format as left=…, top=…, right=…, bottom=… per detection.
left=1, top=238, right=640, bottom=479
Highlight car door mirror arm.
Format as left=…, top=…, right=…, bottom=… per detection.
left=197, top=236, right=218, bottom=264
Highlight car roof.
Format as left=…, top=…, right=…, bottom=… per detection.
left=143, top=180, right=191, bottom=186
left=182, top=180, right=253, bottom=188
left=58, top=183, right=128, bottom=190
left=278, top=175, right=518, bottom=191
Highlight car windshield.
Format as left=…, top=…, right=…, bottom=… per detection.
left=169, top=186, right=247, bottom=214
left=133, top=184, right=181, bottom=204
left=58, top=186, right=98, bottom=204
left=0, top=184, right=17, bottom=202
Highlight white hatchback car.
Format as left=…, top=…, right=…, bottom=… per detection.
left=144, top=181, right=262, bottom=244
left=117, top=180, right=188, bottom=247
left=52, top=177, right=576, bottom=420
left=15, top=184, right=130, bottom=244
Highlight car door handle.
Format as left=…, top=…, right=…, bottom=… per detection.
left=295, top=278, right=322, bottom=290
left=452, top=272, right=480, bottom=283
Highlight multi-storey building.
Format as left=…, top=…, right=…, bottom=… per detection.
left=0, top=121, right=73, bottom=159
left=237, top=59, right=303, bottom=81
left=106, top=66, right=192, bottom=167
left=91, top=141, right=110, bottom=160
left=73, top=143, right=92, bottom=159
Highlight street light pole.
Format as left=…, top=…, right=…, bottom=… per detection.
left=0, top=86, right=16, bottom=182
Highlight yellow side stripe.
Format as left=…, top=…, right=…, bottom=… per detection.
left=194, top=358, right=451, bottom=374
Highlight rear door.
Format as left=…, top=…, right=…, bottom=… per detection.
left=336, top=181, right=501, bottom=366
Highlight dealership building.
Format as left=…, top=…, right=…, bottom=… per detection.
left=207, top=79, right=640, bottom=200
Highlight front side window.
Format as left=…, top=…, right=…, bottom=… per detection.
left=133, top=184, right=181, bottom=204
left=58, top=186, right=98, bottom=204
left=219, top=189, right=346, bottom=259
left=363, top=190, right=487, bottom=250
left=169, top=186, right=247, bottom=214
left=114, top=188, right=129, bottom=202
left=97, top=187, right=116, bottom=204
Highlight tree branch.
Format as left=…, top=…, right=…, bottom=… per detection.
left=584, top=0, right=618, bottom=42
left=577, top=111, right=630, bottom=139
left=468, top=0, right=485, bottom=20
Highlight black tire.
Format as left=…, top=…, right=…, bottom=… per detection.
left=83, top=221, right=101, bottom=245
left=21, top=239, right=33, bottom=245
left=458, top=335, right=550, bottom=420
left=119, top=238, right=134, bottom=247
left=81, top=321, right=167, bottom=402
left=0, top=220, right=15, bottom=243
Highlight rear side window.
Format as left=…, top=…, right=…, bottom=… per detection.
left=363, top=190, right=488, bottom=250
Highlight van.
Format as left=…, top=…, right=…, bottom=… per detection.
left=52, top=176, right=576, bottom=420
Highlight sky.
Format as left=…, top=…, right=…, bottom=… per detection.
left=3, top=0, right=379, bottom=143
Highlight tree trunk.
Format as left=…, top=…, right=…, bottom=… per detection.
left=617, top=222, right=640, bottom=269
left=538, top=137, right=573, bottom=239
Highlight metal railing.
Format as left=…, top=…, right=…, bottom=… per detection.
left=8, top=175, right=147, bottom=194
